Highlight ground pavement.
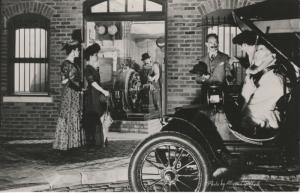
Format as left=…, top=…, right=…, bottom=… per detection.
left=0, top=132, right=145, bottom=191
left=0, top=132, right=299, bottom=192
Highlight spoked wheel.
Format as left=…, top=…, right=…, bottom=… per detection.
left=128, top=131, right=212, bottom=192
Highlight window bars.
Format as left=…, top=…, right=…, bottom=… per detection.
left=9, top=14, right=49, bottom=95
left=202, top=14, right=246, bottom=84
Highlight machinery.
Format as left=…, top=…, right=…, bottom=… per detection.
left=111, top=65, right=160, bottom=120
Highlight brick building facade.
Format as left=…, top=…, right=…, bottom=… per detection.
left=0, top=0, right=269, bottom=139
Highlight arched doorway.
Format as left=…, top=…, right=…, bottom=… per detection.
left=83, top=0, right=167, bottom=120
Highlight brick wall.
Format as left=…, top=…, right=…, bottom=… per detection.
left=0, top=0, right=84, bottom=138
left=166, top=0, right=203, bottom=112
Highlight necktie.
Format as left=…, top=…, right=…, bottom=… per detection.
left=210, top=54, right=216, bottom=61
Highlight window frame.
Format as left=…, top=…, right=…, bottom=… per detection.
left=83, top=0, right=166, bottom=21
left=8, top=13, right=50, bottom=96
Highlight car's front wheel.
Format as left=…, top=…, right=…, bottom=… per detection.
left=128, top=131, right=212, bottom=192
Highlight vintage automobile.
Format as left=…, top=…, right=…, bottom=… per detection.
left=128, top=0, right=300, bottom=191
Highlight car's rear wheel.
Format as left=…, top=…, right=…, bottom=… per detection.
left=128, top=131, right=212, bottom=192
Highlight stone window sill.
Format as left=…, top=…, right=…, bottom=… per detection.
left=3, top=96, right=53, bottom=103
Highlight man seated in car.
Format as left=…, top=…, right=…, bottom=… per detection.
left=229, top=30, right=286, bottom=138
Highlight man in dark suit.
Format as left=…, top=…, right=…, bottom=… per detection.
left=190, top=34, right=234, bottom=105
left=196, top=33, right=233, bottom=84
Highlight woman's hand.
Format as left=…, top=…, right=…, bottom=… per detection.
left=148, top=75, right=154, bottom=82
left=62, top=79, right=69, bottom=84
left=149, top=84, right=155, bottom=91
left=103, top=90, right=110, bottom=97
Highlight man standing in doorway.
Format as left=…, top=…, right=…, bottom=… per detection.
left=195, top=33, right=233, bottom=84
left=191, top=33, right=233, bottom=106
left=139, top=53, right=161, bottom=114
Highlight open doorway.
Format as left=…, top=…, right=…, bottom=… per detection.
left=83, top=0, right=167, bottom=120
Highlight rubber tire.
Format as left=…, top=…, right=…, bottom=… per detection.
left=128, top=131, right=212, bottom=192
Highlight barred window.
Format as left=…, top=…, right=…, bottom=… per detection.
left=202, top=12, right=246, bottom=84
left=202, top=12, right=244, bottom=57
left=207, top=26, right=242, bottom=57
left=8, top=14, right=49, bottom=95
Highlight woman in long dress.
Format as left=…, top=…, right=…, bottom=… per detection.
left=83, top=43, right=110, bottom=146
left=53, top=41, right=85, bottom=150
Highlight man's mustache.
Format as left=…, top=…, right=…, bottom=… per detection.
left=250, top=65, right=258, bottom=70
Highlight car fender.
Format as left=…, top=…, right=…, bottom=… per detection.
left=161, top=109, right=224, bottom=165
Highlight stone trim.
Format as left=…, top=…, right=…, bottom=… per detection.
left=3, top=96, right=53, bottom=103
left=198, top=0, right=254, bottom=16
left=0, top=2, right=55, bottom=20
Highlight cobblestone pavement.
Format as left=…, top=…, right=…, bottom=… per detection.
left=0, top=139, right=140, bottom=191
left=0, top=143, right=137, bottom=175
left=45, top=179, right=300, bottom=192
left=0, top=140, right=139, bottom=166
left=1, top=134, right=299, bottom=192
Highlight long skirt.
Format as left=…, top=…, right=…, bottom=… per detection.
left=84, top=112, right=104, bottom=147
left=53, top=86, right=85, bottom=150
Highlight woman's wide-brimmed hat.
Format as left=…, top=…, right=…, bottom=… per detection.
left=232, top=30, right=258, bottom=46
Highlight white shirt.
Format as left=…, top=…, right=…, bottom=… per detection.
left=241, top=69, right=284, bottom=129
